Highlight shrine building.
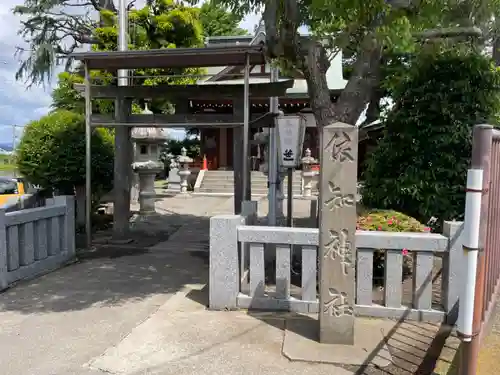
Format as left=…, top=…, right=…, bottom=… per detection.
left=192, top=29, right=348, bottom=171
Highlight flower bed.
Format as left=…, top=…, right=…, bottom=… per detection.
left=357, top=209, right=430, bottom=284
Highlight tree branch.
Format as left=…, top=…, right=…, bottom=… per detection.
left=332, top=35, right=382, bottom=125
left=414, top=26, right=483, bottom=40
left=262, top=0, right=281, bottom=58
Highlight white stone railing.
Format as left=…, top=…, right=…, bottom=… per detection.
left=209, top=211, right=463, bottom=324
left=0, top=195, right=75, bottom=289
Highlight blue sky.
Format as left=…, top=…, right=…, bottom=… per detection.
left=0, top=1, right=261, bottom=144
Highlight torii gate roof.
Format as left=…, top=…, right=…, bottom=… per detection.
left=71, top=45, right=267, bottom=70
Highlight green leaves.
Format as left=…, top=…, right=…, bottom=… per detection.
left=362, top=47, right=500, bottom=226
left=16, top=110, right=114, bottom=193
left=14, top=0, right=245, bottom=86
left=199, top=2, right=248, bottom=37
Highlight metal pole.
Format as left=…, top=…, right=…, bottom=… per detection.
left=118, top=0, right=128, bottom=86
left=268, top=66, right=279, bottom=226
left=242, top=53, right=250, bottom=201
left=287, top=168, right=293, bottom=227
left=84, top=63, right=92, bottom=249
left=459, top=124, right=493, bottom=375
left=111, top=0, right=132, bottom=240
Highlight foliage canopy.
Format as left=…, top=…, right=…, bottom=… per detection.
left=14, top=0, right=249, bottom=86
left=361, top=47, right=500, bottom=225
left=16, top=110, right=114, bottom=195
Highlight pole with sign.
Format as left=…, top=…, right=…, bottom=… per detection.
left=277, top=115, right=306, bottom=169
left=276, top=115, right=306, bottom=226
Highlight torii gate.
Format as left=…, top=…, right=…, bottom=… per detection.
left=70, top=45, right=293, bottom=247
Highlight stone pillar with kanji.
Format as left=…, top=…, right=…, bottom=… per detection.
left=318, top=122, right=358, bottom=345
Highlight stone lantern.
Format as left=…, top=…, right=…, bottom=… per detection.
left=254, top=128, right=269, bottom=174
left=301, top=148, right=317, bottom=197
left=177, top=147, right=193, bottom=194
left=131, top=122, right=167, bottom=215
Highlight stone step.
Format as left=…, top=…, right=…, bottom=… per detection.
left=197, top=188, right=302, bottom=195
left=202, top=172, right=296, bottom=177
left=201, top=180, right=303, bottom=186
left=199, top=180, right=303, bottom=187
left=201, top=181, right=302, bottom=187
left=202, top=175, right=303, bottom=181
left=199, top=170, right=315, bottom=195
left=202, top=173, right=302, bottom=178
left=202, top=181, right=302, bottom=187
left=199, top=186, right=303, bottom=194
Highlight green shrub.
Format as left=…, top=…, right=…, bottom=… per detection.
left=16, top=110, right=114, bottom=197
left=361, top=47, right=500, bottom=227
left=357, top=209, right=429, bottom=284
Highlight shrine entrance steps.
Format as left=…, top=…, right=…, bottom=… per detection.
left=196, top=170, right=307, bottom=196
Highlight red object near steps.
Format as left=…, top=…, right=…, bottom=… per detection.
left=202, top=155, right=208, bottom=170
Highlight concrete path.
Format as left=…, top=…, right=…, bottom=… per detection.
left=85, top=287, right=353, bottom=375
left=0, top=195, right=232, bottom=375
left=0, top=194, right=351, bottom=375
left=0, top=195, right=459, bottom=375
left=0, top=234, right=214, bottom=375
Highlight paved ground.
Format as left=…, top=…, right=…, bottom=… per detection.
left=0, top=195, right=228, bottom=375
left=0, top=195, right=463, bottom=374
left=475, top=296, right=500, bottom=374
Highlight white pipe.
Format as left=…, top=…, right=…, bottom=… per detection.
left=457, top=168, right=483, bottom=342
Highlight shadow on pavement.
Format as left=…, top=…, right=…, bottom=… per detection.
left=185, top=245, right=460, bottom=375
left=0, top=211, right=212, bottom=315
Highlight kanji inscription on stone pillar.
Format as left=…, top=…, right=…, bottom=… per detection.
left=319, top=122, right=358, bottom=345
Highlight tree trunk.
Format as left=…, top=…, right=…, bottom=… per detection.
left=262, top=0, right=382, bottom=130
left=493, top=36, right=500, bottom=66
left=330, top=36, right=382, bottom=125
left=301, top=37, right=382, bottom=131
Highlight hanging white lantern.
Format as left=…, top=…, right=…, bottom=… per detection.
left=276, top=114, right=306, bottom=168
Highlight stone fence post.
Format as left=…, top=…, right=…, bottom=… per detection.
left=46, top=196, right=76, bottom=258
left=209, top=214, right=245, bottom=310
left=442, top=220, right=465, bottom=324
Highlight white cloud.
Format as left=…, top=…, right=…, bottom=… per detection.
left=0, top=0, right=56, bottom=143
left=0, top=0, right=260, bottom=144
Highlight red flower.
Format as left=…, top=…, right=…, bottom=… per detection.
left=424, top=227, right=431, bottom=232
left=402, top=248, right=409, bottom=256
left=378, top=226, right=382, bottom=231
left=387, top=219, right=393, bottom=225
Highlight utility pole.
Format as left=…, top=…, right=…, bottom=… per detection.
left=11, top=125, right=23, bottom=177
left=112, top=0, right=133, bottom=240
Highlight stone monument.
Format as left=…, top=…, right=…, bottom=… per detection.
left=318, top=122, right=358, bottom=345
left=131, top=126, right=167, bottom=215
